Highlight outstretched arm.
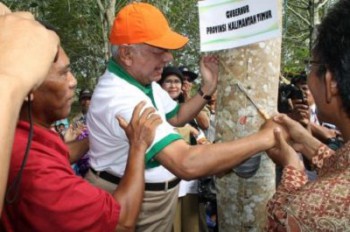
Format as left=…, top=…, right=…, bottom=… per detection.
left=0, top=10, right=59, bottom=214
left=156, top=123, right=284, bottom=180
left=113, top=101, right=162, bottom=232
left=168, top=55, right=219, bottom=127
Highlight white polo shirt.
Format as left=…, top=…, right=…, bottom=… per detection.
left=87, top=59, right=183, bottom=182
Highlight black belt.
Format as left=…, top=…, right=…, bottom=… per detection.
left=90, top=168, right=180, bottom=191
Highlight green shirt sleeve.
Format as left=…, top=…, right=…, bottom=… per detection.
left=145, top=133, right=183, bottom=168
left=165, top=103, right=180, bottom=120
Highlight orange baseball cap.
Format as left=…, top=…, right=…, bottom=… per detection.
left=109, top=2, right=189, bottom=50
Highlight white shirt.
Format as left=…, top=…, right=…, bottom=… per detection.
left=310, top=104, right=319, bottom=125
left=87, top=60, right=183, bottom=182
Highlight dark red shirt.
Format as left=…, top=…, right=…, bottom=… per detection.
left=1, top=121, right=120, bottom=232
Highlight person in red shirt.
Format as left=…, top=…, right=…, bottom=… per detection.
left=0, top=14, right=162, bottom=232
left=0, top=7, right=59, bottom=215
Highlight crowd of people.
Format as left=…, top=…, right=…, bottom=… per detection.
left=0, top=1, right=349, bottom=231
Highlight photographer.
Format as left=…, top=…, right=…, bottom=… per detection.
left=277, top=73, right=343, bottom=182
left=278, top=73, right=341, bottom=148
left=290, top=74, right=341, bottom=146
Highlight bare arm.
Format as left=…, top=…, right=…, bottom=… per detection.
left=0, top=10, right=59, bottom=213
left=67, top=138, right=89, bottom=164
left=0, top=79, right=23, bottom=214
left=310, top=122, right=338, bottom=143
left=113, top=102, right=162, bottom=232
left=195, top=108, right=210, bottom=130
left=168, top=56, right=218, bottom=127
left=155, top=127, right=279, bottom=180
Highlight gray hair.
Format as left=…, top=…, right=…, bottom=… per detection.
left=111, top=44, right=143, bottom=59
left=111, top=45, right=119, bottom=58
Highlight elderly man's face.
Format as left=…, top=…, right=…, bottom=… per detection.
left=31, top=47, right=77, bottom=127
left=130, top=44, right=173, bottom=85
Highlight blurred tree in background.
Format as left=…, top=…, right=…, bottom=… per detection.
left=282, top=0, right=337, bottom=77
left=3, top=0, right=338, bottom=101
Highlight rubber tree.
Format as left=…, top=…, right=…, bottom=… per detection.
left=214, top=1, right=283, bottom=231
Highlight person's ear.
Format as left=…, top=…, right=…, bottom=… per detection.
left=119, top=46, right=134, bottom=66
left=324, top=70, right=338, bottom=104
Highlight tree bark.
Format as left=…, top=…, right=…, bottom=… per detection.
left=96, top=0, right=116, bottom=62
left=215, top=2, right=282, bottom=231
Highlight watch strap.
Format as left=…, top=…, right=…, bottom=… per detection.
left=198, top=88, right=212, bottom=101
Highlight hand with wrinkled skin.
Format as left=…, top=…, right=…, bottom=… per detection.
left=272, top=114, right=323, bottom=160
left=199, top=55, right=219, bottom=96
left=260, top=116, right=289, bottom=148
left=117, top=101, right=163, bottom=151
left=267, top=128, right=305, bottom=171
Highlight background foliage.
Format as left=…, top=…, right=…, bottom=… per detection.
left=3, top=0, right=337, bottom=96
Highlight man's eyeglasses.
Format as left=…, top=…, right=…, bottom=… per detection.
left=305, top=60, right=324, bottom=76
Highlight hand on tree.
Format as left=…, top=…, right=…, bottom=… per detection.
left=199, top=55, right=219, bottom=96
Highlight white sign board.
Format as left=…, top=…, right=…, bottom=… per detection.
left=198, top=0, right=281, bottom=52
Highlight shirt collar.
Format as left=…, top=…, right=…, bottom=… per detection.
left=107, top=58, right=152, bottom=95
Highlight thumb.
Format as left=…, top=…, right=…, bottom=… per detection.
left=274, top=127, right=287, bottom=148
left=116, top=115, right=127, bottom=130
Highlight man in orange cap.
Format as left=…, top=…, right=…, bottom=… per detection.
left=86, top=2, right=285, bottom=232
left=0, top=4, right=162, bottom=231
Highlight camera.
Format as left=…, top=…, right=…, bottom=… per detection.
left=278, top=84, right=305, bottom=113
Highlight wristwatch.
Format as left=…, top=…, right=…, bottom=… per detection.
left=198, top=88, right=212, bottom=101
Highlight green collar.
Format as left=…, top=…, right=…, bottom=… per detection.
left=108, top=58, right=156, bottom=107
left=108, top=58, right=152, bottom=95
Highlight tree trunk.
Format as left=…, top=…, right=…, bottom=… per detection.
left=215, top=2, right=282, bottom=231
left=97, top=0, right=116, bottom=62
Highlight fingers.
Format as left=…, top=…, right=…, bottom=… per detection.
left=273, top=113, right=292, bottom=126
left=202, top=55, right=219, bottom=64
left=139, top=107, right=156, bottom=123
left=274, top=127, right=287, bottom=149
left=0, top=12, right=61, bottom=92
left=148, top=114, right=162, bottom=128
left=116, top=116, right=128, bottom=131
left=130, top=101, right=147, bottom=122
